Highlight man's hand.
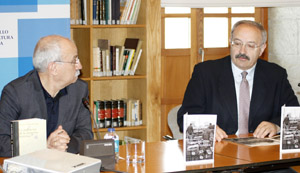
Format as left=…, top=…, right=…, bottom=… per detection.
left=47, top=125, right=70, bottom=152
left=215, top=125, right=228, bottom=142
left=253, top=121, right=279, bottom=138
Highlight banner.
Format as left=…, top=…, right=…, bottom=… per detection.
left=0, top=0, right=70, bottom=95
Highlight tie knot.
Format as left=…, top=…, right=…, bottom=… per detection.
left=241, top=71, right=248, bottom=79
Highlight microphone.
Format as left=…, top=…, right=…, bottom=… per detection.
left=82, top=98, right=101, bottom=140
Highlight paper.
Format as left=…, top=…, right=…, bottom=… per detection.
left=224, top=136, right=280, bottom=147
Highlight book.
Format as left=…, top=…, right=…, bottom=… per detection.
left=130, top=49, right=142, bottom=75
left=131, top=0, right=141, bottom=24
left=11, top=118, right=47, bottom=157
left=183, top=113, right=217, bottom=165
left=280, top=106, right=300, bottom=153
left=93, top=47, right=101, bottom=76
left=82, top=0, right=87, bottom=25
left=123, top=48, right=135, bottom=76
left=129, top=40, right=142, bottom=75
left=124, top=38, right=139, bottom=49
left=115, top=45, right=124, bottom=76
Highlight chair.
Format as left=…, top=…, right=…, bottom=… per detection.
left=167, top=105, right=183, bottom=140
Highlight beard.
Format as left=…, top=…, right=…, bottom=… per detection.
left=75, top=70, right=80, bottom=77
left=235, top=53, right=250, bottom=60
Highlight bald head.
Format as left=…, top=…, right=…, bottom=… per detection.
left=32, top=35, right=76, bottom=72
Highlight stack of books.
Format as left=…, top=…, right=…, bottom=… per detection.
left=93, top=38, right=143, bottom=77
left=70, top=0, right=142, bottom=25
left=93, top=99, right=142, bottom=128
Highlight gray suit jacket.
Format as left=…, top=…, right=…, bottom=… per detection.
left=0, top=70, right=93, bottom=157
left=177, top=56, right=299, bottom=134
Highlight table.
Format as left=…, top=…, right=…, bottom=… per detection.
left=114, top=134, right=300, bottom=172
left=1, top=134, right=300, bottom=172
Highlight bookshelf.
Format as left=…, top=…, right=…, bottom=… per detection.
left=70, top=0, right=161, bottom=142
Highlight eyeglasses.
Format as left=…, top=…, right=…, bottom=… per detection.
left=231, top=40, right=263, bottom=51
left=55, top=57, right=80, bottom=65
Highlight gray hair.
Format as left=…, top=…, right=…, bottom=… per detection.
left=231, top=20, right=267, bottom=45
left=32, top=35, right=62, bottom=72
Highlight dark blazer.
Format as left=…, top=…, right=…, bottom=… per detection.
left=177, top=56, right=299, bottom=134
left=0, top=70, right=93, bottom=157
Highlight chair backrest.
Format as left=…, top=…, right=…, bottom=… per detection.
left=167, top=105, right=183, bottom=140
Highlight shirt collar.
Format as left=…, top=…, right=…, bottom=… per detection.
left=231, top=61, right=256, bottom=79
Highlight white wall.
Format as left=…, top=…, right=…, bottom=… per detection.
left=268, top=7, right=300, bottom=102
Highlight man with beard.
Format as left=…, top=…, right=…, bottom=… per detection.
left=0, top=35, right=93, bottom=156
left=177, top=20, right=299, bottom=142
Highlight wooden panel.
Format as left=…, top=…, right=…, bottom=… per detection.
left=204, top=47, right=230, bottom=61
left=71, top=28, right=91, bottom=78
left=92, top=80, right=128, bottom=100
left=163, top=55, right=190, bottom=99
left=161, top=53, right=190, bottom=138
left=146, top=0, right=161, bottom=142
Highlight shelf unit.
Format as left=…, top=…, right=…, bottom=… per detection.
left=70, top=0, right=161, bottom=142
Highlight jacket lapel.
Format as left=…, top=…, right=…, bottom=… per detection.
left=218, top=57, right=238, bottom=123
left=32, top=70, right=48, bottom=120
left=249, top=61, right=267, bottom=125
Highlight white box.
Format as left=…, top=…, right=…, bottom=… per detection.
left=3, top=149, right=101, bottom=173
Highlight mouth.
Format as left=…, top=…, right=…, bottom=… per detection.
left=235, top=54, right=250, bottom=61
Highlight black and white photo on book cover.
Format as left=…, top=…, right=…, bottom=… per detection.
left=280, top=106, right=300, bottom=153
left=183, top=113, right=217, bottom=165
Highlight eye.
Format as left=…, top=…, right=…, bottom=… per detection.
left=233, top=41, right=242, bottom=47
left=246, top=43, right=257, bottom=49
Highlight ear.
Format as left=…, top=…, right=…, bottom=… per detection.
left=259, top=43, right=267, bottom=57
left=48, top=62, right=58, bottom=75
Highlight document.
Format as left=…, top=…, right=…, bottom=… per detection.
left=224, top=136, right=280, bottom=147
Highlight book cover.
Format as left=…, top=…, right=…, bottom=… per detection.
left=115, top=45, right=123, bottom=75
left=132, top=0, right=141, bottom=24
left=120, top=0, right=131, bottom=24
left=280, top=106, right=300, bottom=153
left=11, top=118, right=47, bottom=157
left=114, top=0, right=121, bottom=24
left=93, top=47, right=101, bottom=77
left=183, top=113, right=216, bottom=165
left=98, top=39, right=110, bottom=50
left=130, top=49, right=142, bottom=75
left=129, top=40, right=142, bottom=75
left=123, top=49, right=135, bottom=76
left=124, top=38, right=139, bottom=49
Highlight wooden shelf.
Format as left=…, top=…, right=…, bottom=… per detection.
left=93, top=125, right=147, bottom=133
left=92, top=75, right=146, bottom=81
left=71, top=0, right=161, bottom=142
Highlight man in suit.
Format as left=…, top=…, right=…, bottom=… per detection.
left=0, top=35, right=93, bottom=157
left=177, top=20, right=299, bottom=142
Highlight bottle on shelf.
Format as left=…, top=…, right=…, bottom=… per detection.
left=104, top=128, right=119, bottom=162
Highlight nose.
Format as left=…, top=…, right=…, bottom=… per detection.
left=239, top=44, right=247, bottom=54
left=76, top=60, right=82, bottom=70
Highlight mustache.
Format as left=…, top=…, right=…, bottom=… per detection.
left=235, top=54, right=250, bottom=60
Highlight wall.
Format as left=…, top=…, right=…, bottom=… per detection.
left=268, top=7, right=300, bottom=102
